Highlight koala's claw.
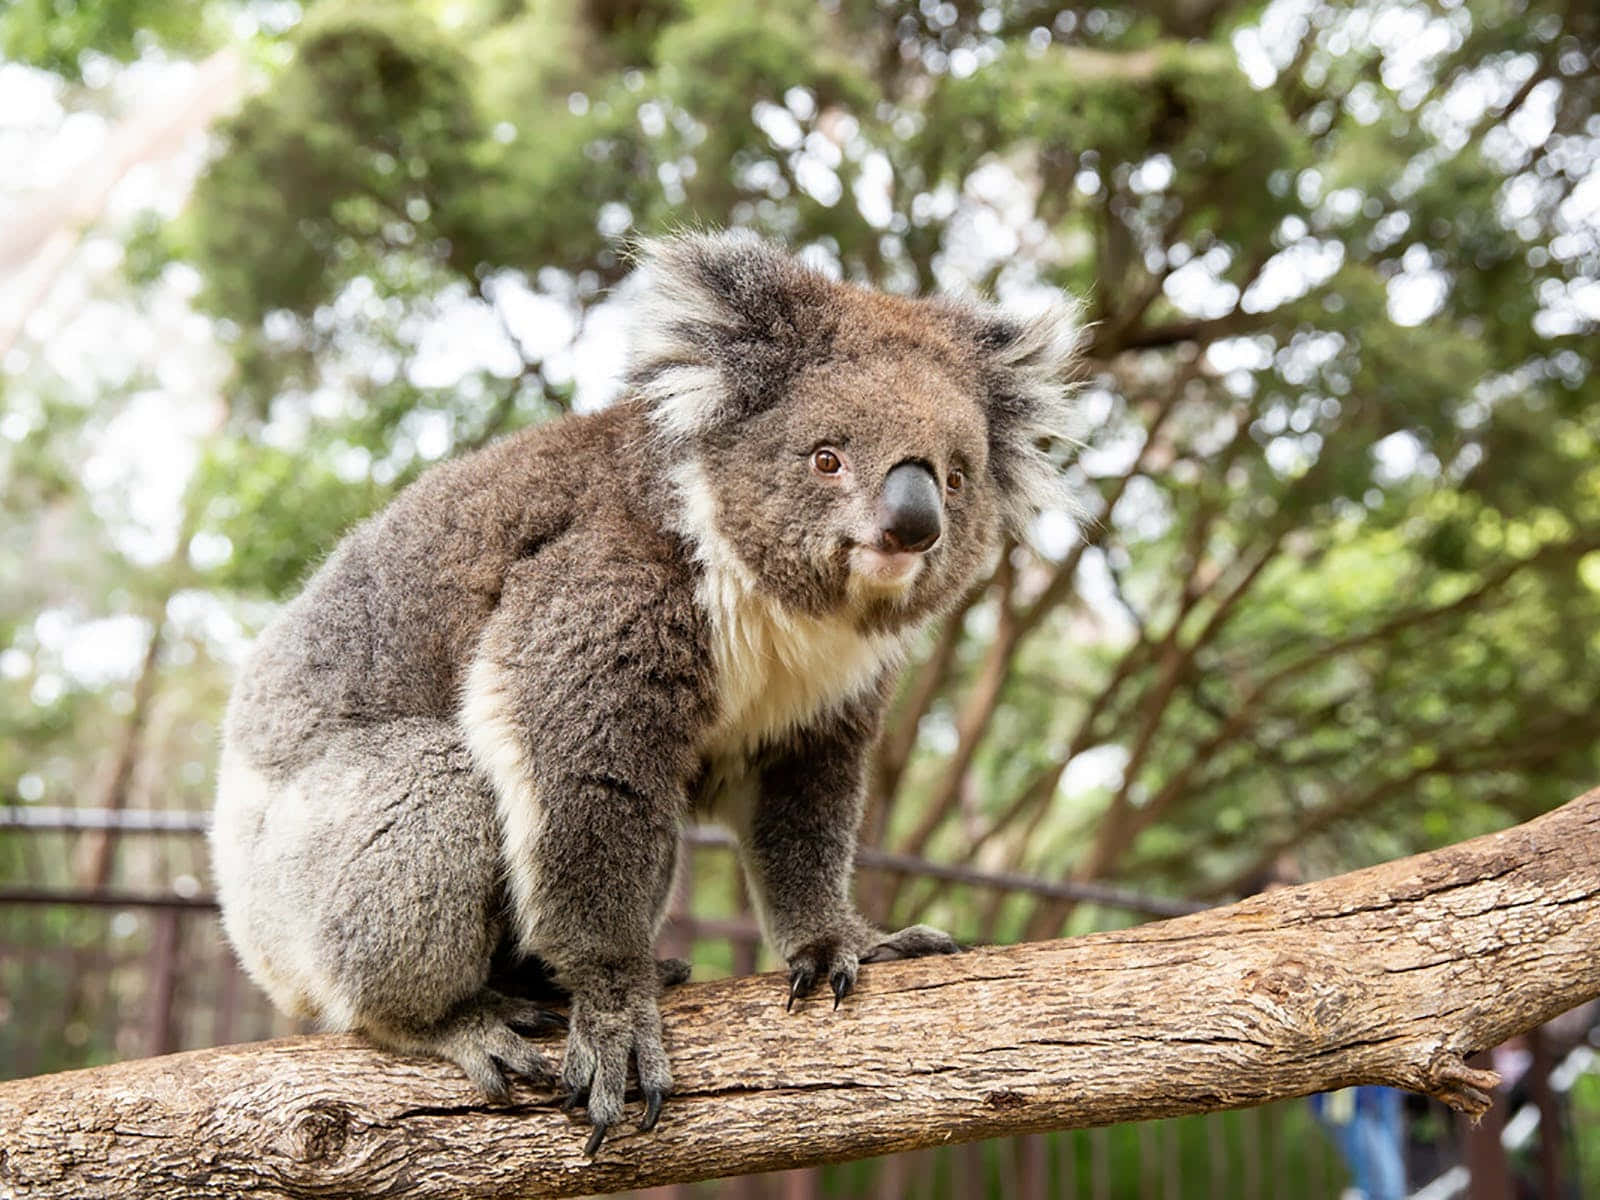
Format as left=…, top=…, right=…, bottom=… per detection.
left=641, top=1086, right=666, bottom=1132
left=830, top=969, right=853, bottom=1010
left=583, top=1121, right=610, bottom=1158
left=786, top=966, right=813, bottom=1011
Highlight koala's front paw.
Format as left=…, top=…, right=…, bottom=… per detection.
left=861, top=923, right=964, bottom=962
left=560, top=971, right=671, bottom=1157
left=786, top=933, right=863, bottom=1011
left=655, top=956, right=692, bottom=988
left=785, top=923, right=964, bottom=1012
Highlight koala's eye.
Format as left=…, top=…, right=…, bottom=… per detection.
left=946, top=468, right=966, bottom=493
left=812, top=448, right=844, bottom=475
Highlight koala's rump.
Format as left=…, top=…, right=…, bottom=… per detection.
left=211, top=717, right=506, bottom=1028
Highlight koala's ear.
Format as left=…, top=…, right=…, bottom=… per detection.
left=628, top=231, right=832, bottom=442
left=969, top=297, right=1086, bottom=535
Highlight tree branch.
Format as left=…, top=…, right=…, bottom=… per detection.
left=5, top=790, right=1600, bottom=1199
left=1021, top=534, right=1600, bottom=939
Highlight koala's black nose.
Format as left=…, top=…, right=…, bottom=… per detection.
left=878, top=461, right=943, bottom=554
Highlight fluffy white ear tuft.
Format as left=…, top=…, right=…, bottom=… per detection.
left=627, top=231, right=826, bottom=443
left=628, top=232, right=748, bottom=442
left=975, top=295, right=1087, bottom=537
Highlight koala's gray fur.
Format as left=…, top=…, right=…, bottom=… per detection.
left=211, top=231, right=1080, bottom=1152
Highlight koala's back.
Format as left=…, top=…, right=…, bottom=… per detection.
left=224, top=401, right=657, bottom=776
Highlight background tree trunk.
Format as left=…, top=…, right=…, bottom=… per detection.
left=3, top=788, right=1598, bottom=1200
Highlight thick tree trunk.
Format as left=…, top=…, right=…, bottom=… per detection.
left=4, top=789, right=1599, bottom=1200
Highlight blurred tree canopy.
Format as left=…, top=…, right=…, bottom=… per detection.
left=3, top=0, right=1599, bottom=941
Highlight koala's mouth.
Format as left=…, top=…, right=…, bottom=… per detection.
left=847, top=543, right=924, bottom=593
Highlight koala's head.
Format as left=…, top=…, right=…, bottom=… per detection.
left=631, top=232, right=1081, bottom=631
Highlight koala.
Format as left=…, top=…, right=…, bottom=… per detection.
left=210, top=231, right=1079, bottom=1155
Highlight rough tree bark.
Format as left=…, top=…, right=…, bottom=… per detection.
left=4, top=788, right=1598, bottom=1200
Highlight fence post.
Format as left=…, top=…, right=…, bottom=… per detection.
left=1461, top=1050, right=1511, bottom=1200
left=660, top=840, right=695, bottom=965
left=1017, top=1132, right=1049, bottom=1200
left=145, top=908, right=181, bottom=1057
left=1528, top=1028, right=1563, bottom=1200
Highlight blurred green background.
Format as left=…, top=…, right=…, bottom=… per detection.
left=2, top=0, right=1598, bottom=1196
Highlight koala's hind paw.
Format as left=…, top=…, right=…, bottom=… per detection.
left=560, top=976, right=672, bottom=1157
left=493, top=956, right=689, bottom=1003
left=860, top=923, right=964, bottom=963
left=435, top=991, right=562, bottom=1103
left=494, top=992, right=569, bottom=1034
left=785, top=935, right=861, bottom=1011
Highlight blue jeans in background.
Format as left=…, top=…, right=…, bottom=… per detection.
left=1310, top=1086, right=1406, bottom=1200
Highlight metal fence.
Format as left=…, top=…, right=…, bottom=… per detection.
left=2, top=807, right=1594, bottom=1199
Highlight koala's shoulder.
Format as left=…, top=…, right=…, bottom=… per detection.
left=376, top=401, right=655, bottom=547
